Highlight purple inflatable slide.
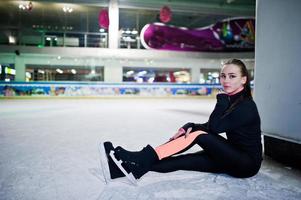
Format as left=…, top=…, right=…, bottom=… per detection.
left=140, top=17, right=255, bottom=52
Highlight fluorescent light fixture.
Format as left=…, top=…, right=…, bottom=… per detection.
left=9, top=36, right=16, bottom=44
left=26, top=72, right=31, bottom=78
left=19, top=4, right=26, bottom=10
left=126, top=70, right=134, bottom=75
left=63, top=6, right=73, bottom=13
left=212, top=72, right=219, bottom=78
left=137, top=70, right=147, bottom=76
left=131, top=30, right=138, bottom=34
left=125, top=29, right=131, bottom=34
left=56, top=69, right=63, bottom=74
left=38, top=69, right=45, bottom=74
left=71, top=69, right=77, bottom=74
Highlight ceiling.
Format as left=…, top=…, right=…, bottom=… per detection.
left=0, top=0, right=256, bottom=34
left=29, top=0, right=256, bottom=14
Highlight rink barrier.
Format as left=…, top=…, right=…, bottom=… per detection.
left=0, top=82, right=223, bottom=97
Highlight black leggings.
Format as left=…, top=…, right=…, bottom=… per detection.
left=151, top=133, right=260, bottom=178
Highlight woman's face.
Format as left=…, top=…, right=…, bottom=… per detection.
left=220, top=64, right=247, bottom=95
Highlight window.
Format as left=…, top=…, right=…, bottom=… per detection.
left=123, top=67, right=191, bottom=83
left=26, top=65, right=104, bottom=82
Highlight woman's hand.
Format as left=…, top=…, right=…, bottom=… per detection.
left=181, top=122, right=195, bottom=132
left=184, top=127, right=193, bottom=138
left=169, top=127, right=193, bottom=141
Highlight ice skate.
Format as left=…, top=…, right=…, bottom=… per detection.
left=110, top=145, right=159, bottom=182
left=98, top=141, right=125, bottom=184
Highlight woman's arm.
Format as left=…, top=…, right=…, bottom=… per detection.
left=181, top=122, right=209, bottom=132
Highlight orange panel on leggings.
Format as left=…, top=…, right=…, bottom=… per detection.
left=155, top=131, right=207, bottom=160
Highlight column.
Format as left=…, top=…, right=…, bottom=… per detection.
left=190, top=66, right=200, bottom=83
left=15, top=56, right=26, bottom=82
left=104, top=59, right=122, bottom=83
left=108, top=0, right=119, bottom=49
left=255, top=0, right=301, bottom=169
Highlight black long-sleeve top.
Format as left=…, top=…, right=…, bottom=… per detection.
left=192, top=90, right=262, bottom=164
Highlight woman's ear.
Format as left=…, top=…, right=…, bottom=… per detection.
left=241, top=76, right=247, bottom=85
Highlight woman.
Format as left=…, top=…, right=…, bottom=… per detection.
left=99, top=59, right=262, bottom=185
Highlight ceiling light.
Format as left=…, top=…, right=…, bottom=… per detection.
left=19, top=4, right=26, bottom=10
left=56, top=69, right=63, bottom=74
left=137, top=70, right=147, bottom=76
left=71, top=69, right=77, bottom=74
left=125, top=29, right=131, bottom=34
left=131, top=29, right=138, bottom=34
left=9, top=36, right=16, bottom=44
left=126, top=70, right=134, bottom=75
left=38, top=70, right=45, bottom=74
left=26, top=72, right=31, bottom=78
left=63, top=6, right=73, bottom=13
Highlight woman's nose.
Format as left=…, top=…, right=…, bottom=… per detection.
left=224, top=77, right=230, bottom=82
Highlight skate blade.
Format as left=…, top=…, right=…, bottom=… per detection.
left=109, top=150, right=138, bottom=186
left=98, top=142, right=111, bottom=184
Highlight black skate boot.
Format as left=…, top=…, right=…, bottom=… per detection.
left=110, top=145, right=159, bottom=182
left=98, top=141, right=125, bottom=183
left=114, top=146, right=140, bottom=160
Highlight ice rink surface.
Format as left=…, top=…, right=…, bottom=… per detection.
left=0, top=98, right=301, bottom=200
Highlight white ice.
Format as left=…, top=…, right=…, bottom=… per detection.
left=0, top=98, right=300, bottom=200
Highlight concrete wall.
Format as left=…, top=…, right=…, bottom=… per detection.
left=254, top=0, right=301, bottom=143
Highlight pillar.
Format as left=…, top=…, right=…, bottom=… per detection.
left=108, top=0, right=119, bottom=49
left=255, top=0, right=301, bottom=169
left=190, top=66, right=200, bottom=83
left=104, top=59, right=122, bottom=83
left=15, top=56, right=26, bottom=82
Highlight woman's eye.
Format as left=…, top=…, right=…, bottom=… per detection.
left=220, top=75, right=226, bottom=79
left=229, top=75, right=236, bottom=79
